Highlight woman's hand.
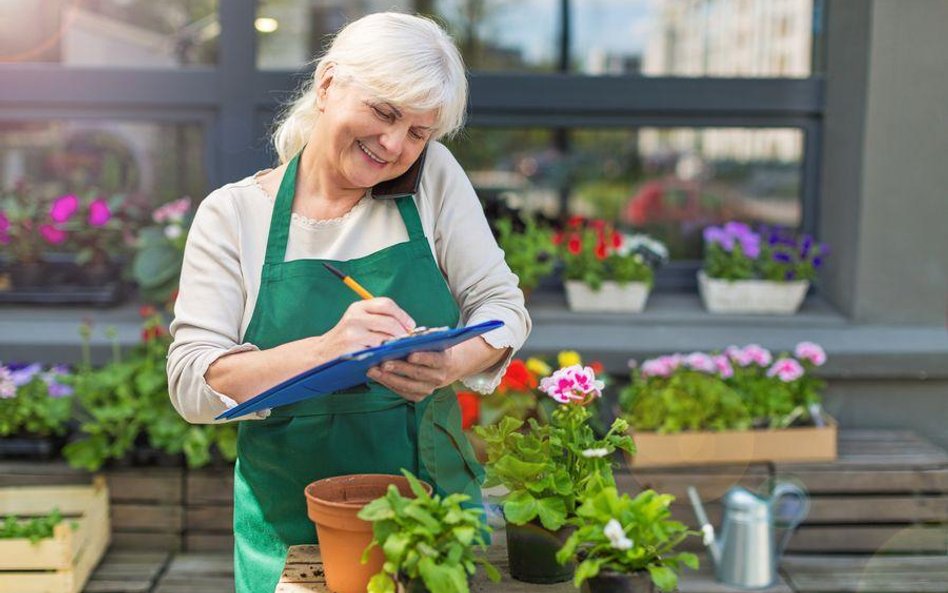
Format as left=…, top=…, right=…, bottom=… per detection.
left=318, top=298, right=416, bottom=359
left=367, top=350, right=456, bottom=403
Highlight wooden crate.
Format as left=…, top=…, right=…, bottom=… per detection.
left=0, top=476, right=110, bottom=593
left=184, top=467, right=234, bottom=552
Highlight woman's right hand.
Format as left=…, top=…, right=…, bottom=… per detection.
left=317, top=298, right=416, bottom=359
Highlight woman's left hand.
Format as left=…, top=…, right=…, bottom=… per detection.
left=367, top=350, right=456, bottom=402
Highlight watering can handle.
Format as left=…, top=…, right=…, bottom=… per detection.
left=772, top=482, right=809, bottom=559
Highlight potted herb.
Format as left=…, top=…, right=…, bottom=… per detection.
left=495, top=216, right=556, bottom=299
left=620, top=343, right=835, bottom=467
left=475, top=364, right=635, bottom=583
left=0, top=363, right=73, bottom=458
left=132, top=197, right=192, bottom=304
left=556, top=217, right=668, bottom=313
left=358, top=469, right=500, bottom=593
left=555, top=486, right=698, bottom=593
left=699, top=221, right=828, bottom=314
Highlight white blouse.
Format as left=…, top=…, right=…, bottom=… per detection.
left=167, top=141, right=531, bottom=424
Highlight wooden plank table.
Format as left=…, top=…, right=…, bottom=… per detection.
left=274, top=538, right=793, bottom=593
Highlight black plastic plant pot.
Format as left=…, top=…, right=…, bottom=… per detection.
left=506, top=519, right=576, bottom=584
left=582, top=570, right=655, bottom=593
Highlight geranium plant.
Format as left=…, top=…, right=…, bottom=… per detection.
left=495, top=216, right=556, bottom=295
left=0, top=363, right=73, bottom=437
left=63, top=307, right=237, bottom=470
left=0, top=182, right=58, bottom=264
left=555, top=486, right=698, bottom=591
left=621, top=342, right=828, bottom=432
left=703, top=221, right=828, bottom=282
left=555, top=217, right=668, bottom=290
left=475, top=365, right=635, bottom=531
left=357, top=469, right=500, bottom=593
left=132, top=197, right=193, bottom=303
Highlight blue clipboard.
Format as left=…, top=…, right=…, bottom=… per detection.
left=215, top=319, right=504, bottom=420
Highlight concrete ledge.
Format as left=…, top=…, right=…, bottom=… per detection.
left=1, top=294, right=947, bottom=380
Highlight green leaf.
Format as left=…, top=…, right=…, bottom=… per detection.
left=367, top=572, right=396, bottom=593
left=648, top=565, right=678, bottom=592
left=503, top=491, right=538, bottom=525
left=678, top=552, right=700, bottom=570
left=481, top=560, right=502, bottom=582
left=382, top=533, right=410, bottom=562
left=573, top=559, right=602, bottom=588
left=535, top=496, right=568, bottom=531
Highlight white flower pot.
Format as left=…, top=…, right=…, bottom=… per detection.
left=697, top=270, right=809, bottom=315
left=564, top=280, right=650, bottom=313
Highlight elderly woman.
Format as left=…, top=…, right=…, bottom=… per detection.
left=166, top=11, right=530, bottom=593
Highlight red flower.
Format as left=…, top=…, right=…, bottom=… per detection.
left=590, top=361, right=604, bottom=374
left=139, top=305, right=157, bottom=318
left=567, top=215, right=584, bottom=228
left=552, top=231, right=564, bottom=246
left=590, top=219, right=606, bottom=230
left=141, top=326, right=164, bottom=342
left=500, top=359, right=538, bottom=393
left=594, top=240, right=607, bottom=260
left=567, top=235, right=582, bottom=255
left=611, top=231, right=623, bottom=249
left=456, top=391, right=480, bottom=430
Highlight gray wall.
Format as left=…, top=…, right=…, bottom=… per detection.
left=820, top=0, right=948, bottom=324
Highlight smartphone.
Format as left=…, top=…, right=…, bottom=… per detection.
left=370, top=145, right=428, bottom=199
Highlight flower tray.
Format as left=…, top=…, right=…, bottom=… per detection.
left=0, top=435, right=66, bottom=460
left=697, top=271, right=808, bottom=315
left=0, top=476, right=110, bottom=593
left=625, top=417, right=837, bottom=468
left=0, top=278, right=126, bottom=306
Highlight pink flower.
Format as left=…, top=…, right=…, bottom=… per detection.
left=88, top=199, right=111, bottom=226
left=685, top=352, right=716, bottom=373
left=767, top=358, right=805, bottom=382
left=49, top=195, right=79, bottom=223
left=539, top=364, right=604, bottom=404
left=0, top=366, right=15, bottom=399
left=153, top=197, right=191, bottom=224
left=39, top=224, right=68, bottom=245
left=713, top=355, right=734, bottom=379
left=794, top=341, right=827, bottom=366
left=742, top=344, right=773, bottom=367
left=0, top=211, right=9, bottom=245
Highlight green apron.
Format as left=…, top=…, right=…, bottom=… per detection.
left=233, top=153, right=485, bottom=593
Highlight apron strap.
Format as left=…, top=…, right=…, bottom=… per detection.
left=395, top=195, right=425, bottom=241
left=263, top=152, right=301, bottom=266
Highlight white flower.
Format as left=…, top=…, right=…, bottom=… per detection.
left=604, top=519, right=633, bottom=550
left=582, top=448, right=610, bottom=458
left=164, top=224, right=183, bottom=240
left=702, top=524, right=715, bottom=546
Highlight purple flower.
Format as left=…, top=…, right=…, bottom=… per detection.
left=46, top=380, right=74, bottom=398
left=40, top=224, right=68, bottom=245
left=724, top=221, right=754, bottom=238
left=704, top=226, right=735, bottom=251
left=784, top=270, right=796, bottom=281
left=10, top=363, right=42, bottom=387
left=812, top=257, right=823, bottom=268
left=49, top=195, right=79, bottom=223
left=0, top=366, right=15, bottom=399
left=740, top=235, right=761, bottom=258
left=772, top=251, right=792, bottom=263
left=799, top=235, right=814, bottom=257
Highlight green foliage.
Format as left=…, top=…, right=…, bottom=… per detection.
left=358, top=470, right=499, bottom=593
left=555, top=487, right=698, bottom=591
left=0, top=366, right=73, bottom=437
left=620, top=371, right=751, bottom=433
left=494, top=216, right=556, bottom=293
left=63, top=314, right=236, bottom=470
left=559, top=222, right=658, bottom=291
left=474, top=405, right=635, bottom=531
left=0, top=509, right=77, bottom=544
left=132, top=227, right=183, bottom=304
left=703, top=242, right=755, bottom=281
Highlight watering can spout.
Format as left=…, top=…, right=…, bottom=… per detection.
left=687, top=486, right=721, bottom=567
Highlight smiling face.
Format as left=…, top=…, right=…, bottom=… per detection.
left=313, top=72, right=438, bottom=191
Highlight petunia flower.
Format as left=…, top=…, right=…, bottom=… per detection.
left=39, top=224, right=68, bottom=245
left=794, top=341, right=827, bottom=366
left=10, top=362, right=42, bottom=387
left=767, top=358, right=805, bottom=382
left=49, top=195, right=79, bottom=223
left=88, top=199, right=112, bottom=226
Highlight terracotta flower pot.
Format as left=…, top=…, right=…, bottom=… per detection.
left=506, top=518, right=576, bottom=583
left=583, top=569, right=655, bottom=593
left=305, top=474, right=432, bottom=593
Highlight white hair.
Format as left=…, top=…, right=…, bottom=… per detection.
left=271, top=12, right=468, bottom=164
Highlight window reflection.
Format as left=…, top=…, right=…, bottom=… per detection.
left=446, top=127, right=803, bottom=260
left=0, top=0, right=218, bottom=67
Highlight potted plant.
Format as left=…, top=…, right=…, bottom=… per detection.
left=357, top=469, right=500, bottom=593
left=132, top=197, right=192, bottom=304
left=555, top=486, right=698, bottom=593
left=305, top=473, right=432, bottom=593
left=63, top=307, right=237, bottom=470
left=475, top=364, right=635, bottom=583
left=699, top=221, right=829, bottom=314
left=556, top=217, right=668, bottom=313
left=0, top=362, right=73, bottom=458
left=495, top=215, right=556, bottom=300
left=620, top=342, right=835, bottom=467
left=0, top=182, right=57, bottom=288
left=49, top=193, right=129, bottom=286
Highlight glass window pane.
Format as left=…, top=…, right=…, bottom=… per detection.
left=0, top=0, right=218, bottom=67
left=575, top=0, right=816, bottom=77
left=0, top=120, right=207, bottom=204
left=256, top=0, right=558, bottom=72
left=446, top=126, right=804, bottom=260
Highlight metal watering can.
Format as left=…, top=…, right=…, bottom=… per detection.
left=687, top=483, right=809, bottom=589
